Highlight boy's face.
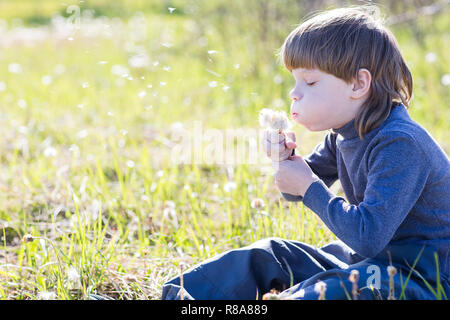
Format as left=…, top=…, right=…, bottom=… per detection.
left=289, top=68, right=362, bottom=131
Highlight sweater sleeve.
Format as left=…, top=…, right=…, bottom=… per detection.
left=301, top=132, right=431, bottom=258
left=281, top=132, right=339, bottom=202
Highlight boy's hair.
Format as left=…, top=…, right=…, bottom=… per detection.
left=278, top=6, right=413, bottom=139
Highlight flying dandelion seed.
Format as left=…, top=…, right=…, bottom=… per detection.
left=223, top=181, right=237, bottom=193
left=164, top=200, right=176, bottom=209
left=67, top=266, right=80, bottom=283
left=98, top=60, right=108, bottom=65
left=68, top=37, right=74, bottom=41
left=17, top=99, right=27, bottom=109
left=234, top=64, right=240, bottom=69
left=208, top=81, right=218, bottom=88
left=168, top=7, right=176, bottom=13
left=425, top=52, right=437, bottom=63
left=160, top=81, right=166, bottom=86
left=82, top=82, right=89, bottom=88
left=314, top=281, right=327, bottom=300
left=222, top=85, right=230, bottom=91
left=441, top=74, right=450, bottom=86
left=161, top=42, right=172, bottom=48
left=77, top=104, right=84, bottom=109
left=259, top=108, right=291, bottom=132
left=273, top=74, right=283, bottom=84
left=153, top=61, right=159, bottom=66
left=76, top=129, right=88, bottom=139
left=207, top=50, right=218, bottom=55
left=138, top=90, right=146, bottom=98
left=147, top=84, right=153, bottom=88
left=0, top=82, right=6, bottom=92
left=37, top=291, right=57, bottom=300
left=107, top=111, right=114, bottom=117
left=111, top=65, right=130, bottom=77
left=8, top=63, right=22, bottom=74
left=126, top=160, right=135, bottom=168
left=206, top=69, right=222, bottom=77
left=163, top=66, right=171, bottom=72
left=41, top=75, right=53, bottom=86
left=44, top=146, right=57, bottom=157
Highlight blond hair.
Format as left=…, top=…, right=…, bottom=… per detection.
left=278, top=6, right=413, bottom=139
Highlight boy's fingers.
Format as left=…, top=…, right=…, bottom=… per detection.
left=285, top=131, right=297, bottom=149
left=285, top=131, right=296, bottom=143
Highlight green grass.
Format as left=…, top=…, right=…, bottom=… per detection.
left=0, top=0, right=448, bottom=299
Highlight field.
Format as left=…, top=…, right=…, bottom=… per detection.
left=0, top=0, right=448, bottom=299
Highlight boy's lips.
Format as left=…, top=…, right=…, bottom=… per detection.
left=291, top=112, right=298, bottom=118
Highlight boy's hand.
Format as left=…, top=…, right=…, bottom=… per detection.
left=274, top=155, right=319, bottom=197
left=262, top=130, right=297, bottom=162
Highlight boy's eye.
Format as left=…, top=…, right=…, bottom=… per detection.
left=306, top=81, right=317, bottom=86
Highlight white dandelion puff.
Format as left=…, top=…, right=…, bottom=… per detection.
left=425, top=52, right=437, bottom=63
left=41, top=75, right=53, bottom=86
left=250, top=198, right=265, bottom=210
left=37, top=291, right=57, bottom=300
left=67, top=266, right=80, bottom=283
left=258, top=108, right=291, bottom=132
left=223, top=181, right=237, bottom=193
left=44, top=146, right=57, bottom=157
left=126, top=160, right=135, bottom=168
left=8, top=63, right=22, bottom=74
left=441, top=74, right=450, bottom=86
left=314, top=281, right=327, bottom=300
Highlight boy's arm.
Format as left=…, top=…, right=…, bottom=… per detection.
left=280, top=132, right=339, bottom=202
left=301, top=132, right=431, bottom=258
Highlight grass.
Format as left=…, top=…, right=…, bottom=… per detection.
left=0, top=0, right=448, bottom=299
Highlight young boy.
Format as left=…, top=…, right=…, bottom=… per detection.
left=161, top=6, right=450, bottom=300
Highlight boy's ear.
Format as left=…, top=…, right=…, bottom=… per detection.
left=350, top=68, right=371, bottom=100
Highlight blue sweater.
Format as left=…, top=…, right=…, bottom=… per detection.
left=282, top=104, right=450, bottom=276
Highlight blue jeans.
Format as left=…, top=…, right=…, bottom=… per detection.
left=161, top=238, right=449, bottom=300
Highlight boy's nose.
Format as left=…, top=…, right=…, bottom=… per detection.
left=289, top=88, right=302, bottom=101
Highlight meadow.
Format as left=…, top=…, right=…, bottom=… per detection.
left=0, top=0, right=448, bottom=299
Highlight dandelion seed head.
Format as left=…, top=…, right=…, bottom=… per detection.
left=441, top=74, right=450, bottom=86
left=349, top=269, right=359, bottom=283
left=314, top=281, right=327, bottom=295
left=67, top=266, right=80, bottom=283
left=8, top=62, right=22, bottom=74
left=41, top=75, right=53, bottom=86
left=425, top=52, right=437, bottom=63
left=223, top=181, right=237, bottom=193
left=37, top=291, right=57, bottom=300
left=250, top=198, right=265, bottom=210
left=44, top=146, right=57, bottom=157
left=22, top=234, right=34, bottom=243
left=387, top=265, right=397, bottom=277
